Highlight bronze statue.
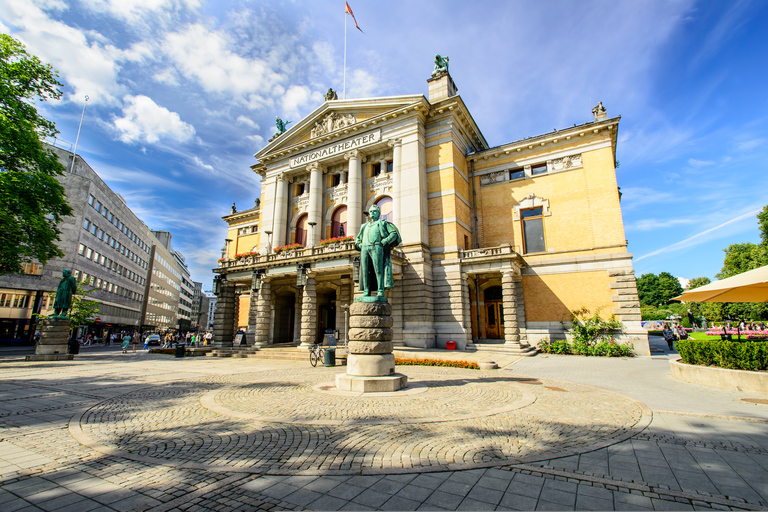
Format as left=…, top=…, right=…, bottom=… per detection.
left=53, top=269, right=77, bottom=318
left=433, top=54, right=449, bottom=76
left=354, top=205, right=401, bottom=300
left=325, top=88, right=338, bottom=101
left=275, top=117, right=291, bottom=134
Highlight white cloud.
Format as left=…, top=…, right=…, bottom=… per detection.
left=688, top=158, right=715, bottom=167
left=737, top=138, right=766, bottom=152
left=160, top=24, right=284, bottom=101
left=346, top=69, right=379, bottom=99
left=193, top=156, right=214, bottom=172
left=280, top=85, right=322, bottom=120
left=113, top=94, right=195, bottom=144
left=80, top=0, right=201, bottom=25
left=0, top=0, right=126, bottom=104
left=627, top=218, right=697, bottom=232
left=236, top=116, right=259, bottom=129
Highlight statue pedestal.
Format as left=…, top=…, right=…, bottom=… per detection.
left=26, top=318, right=74, bottom=362
left=335, top=301, right=407, bottom=393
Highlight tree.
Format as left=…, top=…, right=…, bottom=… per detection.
left=0, top=34, right=72, bottom=274
left=657, top=272, right=683, bottom=303
left=637, top=272, right=683, bottom=306
left=716, top=242, right=767, bottom=280
left=687, top=277, right=711, bottom=290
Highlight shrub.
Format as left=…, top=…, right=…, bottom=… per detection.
left=273, top=243, right=304, bottom=254
left=319, top=236, right=354, bottom=246
left=538, top=308, right=632, bottom=357
left=676, top=340, right=768, bottom=371
left=234, top=251, right=259, bottom=260
left=395, top=358, right=480, bottom=369
left=538, top=337, right=570, bottom=354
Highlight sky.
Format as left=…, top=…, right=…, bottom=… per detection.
left=2, top=0, right=768, bottom=287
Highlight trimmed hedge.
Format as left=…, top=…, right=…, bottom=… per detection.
left=676, top=340, right=768, bottom=371
left=538, top=338, right=633, bottom=357
left=395, top=358, right=480, bottom=369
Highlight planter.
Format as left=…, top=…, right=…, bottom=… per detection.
left=669, top=358, right=768, bottom=396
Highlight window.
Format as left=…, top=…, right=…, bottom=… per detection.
left=331, top=206, right=347, bottom=238
left=95, top=201, right=102, bottom=213
left=98, top=229, right=104, bottom=240
left=88, top=195, right=95, bottom=206
left=21, top=263, right=42, bottom=275
left=509, top=167, right=525, bottom=180
left=372, top=162, right=381, bottom=177
left=119, top=221, right=123, bottom=230
left=521, top=207, right=546, bottom=253
left=386, top=160, right=393, bottom=173
left=105, top=234, right=110, bottom=244
left=102, top=207, right=108, bottom=218
left=86, top=248, right=93, bottom=259
left=531, top=163, right=547, bottom=176
left=83, top=218, right=91, bottom=230
left=296, top=183, right=305, bottom=196
left=295, top=213, right=308, bottom=246
left=74, top=270, right=81, bottom=280
left=93, top=251, right=100, bottom=262
left=78, top=244, right=86, bottom=255
left=375, top=196, right=393, bottom=222
left=332, top=174, right=341, bottom=187
left=90, top=224, right=97, bottom=235
left=464, top=235, right=470, bottom=250
left=108, top=212, right=114, bottom=222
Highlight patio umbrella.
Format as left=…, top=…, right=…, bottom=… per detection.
left=675, top=265, right=768, bottom=303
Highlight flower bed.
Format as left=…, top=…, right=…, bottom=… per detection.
left=273, top=243, right=303, bottom=254
left=234, top=251, right=259, bottom=260
left=395, top=358, right=480, bottom=369
left=319, top=236, right=354, bottom=246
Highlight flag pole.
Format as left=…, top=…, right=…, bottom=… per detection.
left=70, top=95, right=89, bottom=173
left=343, top=2, right=347, bottom=100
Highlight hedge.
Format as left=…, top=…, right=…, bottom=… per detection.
left=675, top=340, right=768, bottom=371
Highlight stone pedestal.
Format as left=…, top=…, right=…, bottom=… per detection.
left=26, top=318, right=74, bottom=362
left=336, top=301, right=407, bottom=393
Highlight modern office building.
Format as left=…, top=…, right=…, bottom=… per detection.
left=212, top=68, right=647, bottom=355
left=204, top=291, right=216, bottom=332
left=140, top=231, right=184, bottom=332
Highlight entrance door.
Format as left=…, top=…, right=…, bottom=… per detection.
left=317, top=291, right=337, bottom=343
left=484, top=286, right=504, bottom=339
left=274, top=292, right=296, bottom=343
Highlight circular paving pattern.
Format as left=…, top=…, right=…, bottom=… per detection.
left=71, top=366, right=651, bottom=475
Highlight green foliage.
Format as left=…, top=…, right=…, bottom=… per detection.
left=676, top=339, right=768, bottom=371
left=537, top=337, right=570, bottom=354
left=540, top=308, right=632, bottom=357
left=637, top=272, right=683, bottom=306
left=394, top=358, right=480, bottom=369
left=687, top=277, right=711, bottom=290
left=641, top=306, right=674, bottom=321
left=716, top=242, right=768, bottom=280
left=0, top=34, right=72, bottom=274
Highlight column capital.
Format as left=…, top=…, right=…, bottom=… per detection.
left=344, top=150, right=366, bottom=162
left=306, top=162, right=325, bottom=173
left=387, top=138, right=402, bottom=148
left=277, top=172, right=292, bottom=183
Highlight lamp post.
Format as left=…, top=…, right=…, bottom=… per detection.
left=308, top=221, right=317, bottom=248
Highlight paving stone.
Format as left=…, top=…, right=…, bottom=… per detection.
left=304, top=494, right=348, bottom=511
left=379, top=494, right=421, bottom=511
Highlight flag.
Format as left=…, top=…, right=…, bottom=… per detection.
left=345, top=2, right=363, bottom=33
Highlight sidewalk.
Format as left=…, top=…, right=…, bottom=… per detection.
left=0, top=340, right=765, bottom=511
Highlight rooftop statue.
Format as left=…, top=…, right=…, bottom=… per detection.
left=275, top=117, right=291, bottom=134
left=354, top=205, right=401, bottom=301
left=592, top=101, right=607, bottom=121
left=433, top=54, right=449, bottom=76
left=325, top=88, right=338, bottom=101
left=53, top=269, right=77, bottom=318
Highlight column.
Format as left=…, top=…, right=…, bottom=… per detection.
left=273, top=173, right=290, bottom=248
left=501, top=271, right=524, bottom=347
left=388, top=138, right=402, bottom=225
left=253, top=278, right=271, bottom=347
left=345, top=150, right=363, bottom=238
left=307, top=162, right=324, bottom=247
left=298, top=277, right=317, bottom=350
left=212, top=280, right=235, bottom=347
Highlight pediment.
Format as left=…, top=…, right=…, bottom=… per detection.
left=254, top=95, right=426, bottom=161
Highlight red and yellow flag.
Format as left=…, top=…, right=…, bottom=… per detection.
left=345, top=2, right=363, bottom=33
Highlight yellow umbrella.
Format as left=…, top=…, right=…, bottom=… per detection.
left=675, top=265, right=768, bottom=303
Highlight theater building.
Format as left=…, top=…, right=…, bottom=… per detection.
left=212, top=70, right=648, bottom=355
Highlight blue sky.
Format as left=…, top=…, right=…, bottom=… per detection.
left=2, top=0, right=767, bottom=286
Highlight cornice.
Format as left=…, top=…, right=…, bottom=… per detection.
left=426, top=96, right=488, bottom=152
left=468, top=116, right=621, bottom=164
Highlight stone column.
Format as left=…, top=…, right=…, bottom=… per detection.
left=501, top=271, right=534, bottom=354
left=26, top=318, right=74, bottom=361
left=253, top=278, right=271, bottom=347
left=273, top=173, right=290, bottom=248
left=345, top=150, right=363, bottom=238
left=307, top=163, right=324, bottom=247
left=336, top=301, right=407, bottom=393
left=298, top=277, right=316, bottom=350
left=388, top=139, right=402, bottom=225
left=212, top=280, right=235, bottom=347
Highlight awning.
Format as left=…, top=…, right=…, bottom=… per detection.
left=675, top=265, right=768, bottom=303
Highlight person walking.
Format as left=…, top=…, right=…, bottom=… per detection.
left=122, top=333, right=131, bottom=353
left=132, top=331, right=140, bottom=352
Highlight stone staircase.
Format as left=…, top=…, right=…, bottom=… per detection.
left=466, top=340, right=538, bottom=356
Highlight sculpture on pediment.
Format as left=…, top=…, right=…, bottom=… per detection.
left=325, top=88, right=338, bottom=101
left=433, top=54, right=449, bottom=76
left=591, top=102, right=607, bottom=121
left=311, top=112, right=357, bottom=138
left=276, top=117, right=291, bottom=134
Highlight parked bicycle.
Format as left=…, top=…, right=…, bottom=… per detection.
left=309, top=341, right=324, bottom=367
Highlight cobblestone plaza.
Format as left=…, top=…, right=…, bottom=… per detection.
left=1, top=345, right=766, bottom=511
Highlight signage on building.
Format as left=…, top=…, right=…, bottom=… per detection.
left=289, top=130, right=381, bottom=168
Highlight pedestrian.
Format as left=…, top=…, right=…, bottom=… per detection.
left=143, top=336, right=149, bottom=351
left=132, top=331, right=140, bottom=352
left=205, top=331, right=212, bottom=345
left=122, top=333, right=131, bottom=353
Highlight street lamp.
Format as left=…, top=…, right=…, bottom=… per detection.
left=308, top=221, right=316, bottom=247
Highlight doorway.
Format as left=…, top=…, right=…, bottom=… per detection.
left=484, top=286, right=504, bottom=339
left=274, top=291, right=296, bottom=343
left=317, top=290, right=337, bottom=343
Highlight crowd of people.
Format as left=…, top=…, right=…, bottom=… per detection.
left=661, top=323, right=688, bottom=349
left=36, top=330, right=215, bottom=353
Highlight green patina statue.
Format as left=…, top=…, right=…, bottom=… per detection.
left=354, top=205, right=401, bottom=301
left=433, top=54, right=449, bottom=76
left=53, top=268, right=77, bottom=318
left=275, top=117, right=291, bottom=134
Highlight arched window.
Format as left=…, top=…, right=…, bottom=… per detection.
left=295, top=214, right=308, bottom=246
left=331, top=206, right=348, bottom=238
left=375, top=196, right=393, bottom=222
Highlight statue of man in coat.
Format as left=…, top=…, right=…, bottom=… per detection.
left=354, top=205, right=401, bottom=300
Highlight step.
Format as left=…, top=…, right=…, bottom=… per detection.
left=466, top=343, right=539, bottom=356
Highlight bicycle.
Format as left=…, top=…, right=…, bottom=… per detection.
left=309, top=342, right=324, bottom=367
